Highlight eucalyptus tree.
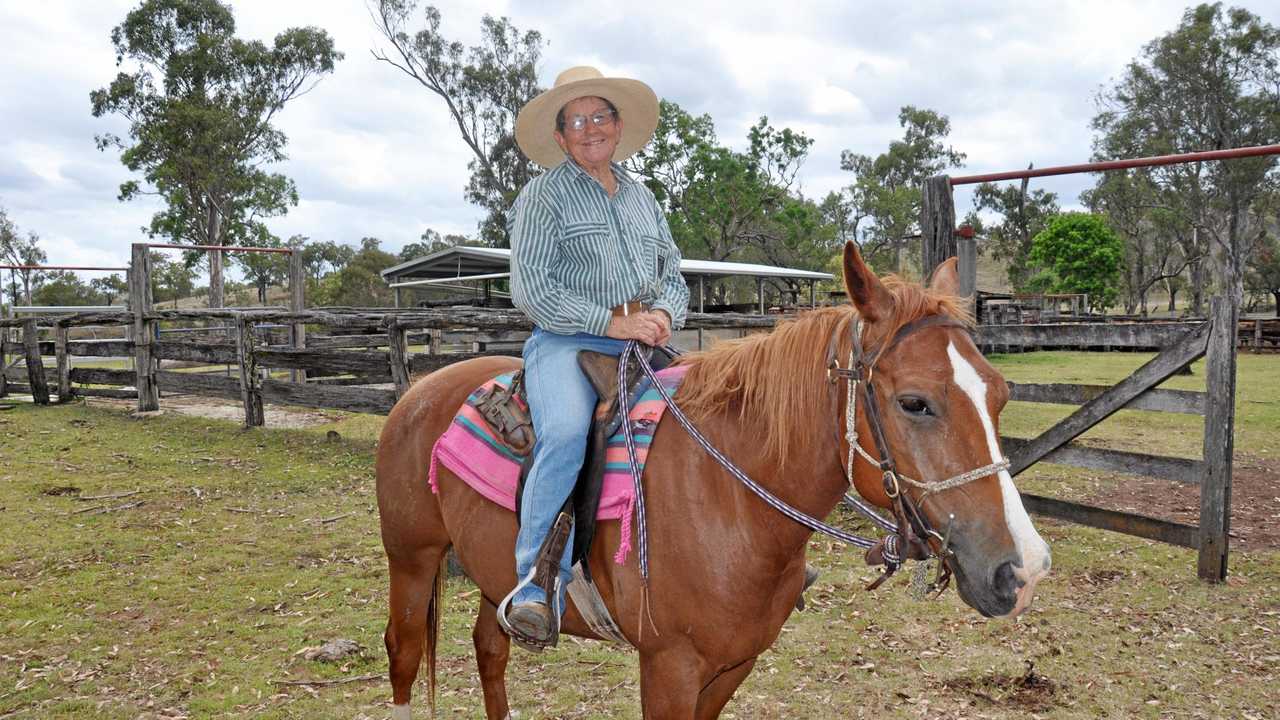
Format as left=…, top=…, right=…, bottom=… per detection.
left=1092, top=3, right=1280, bottom=310
left=839, top=106, right=965, bottom=272
left=370, top=1, right=542, bottom=247
left=1083, top=171, right=1193, bottom=315
left=0, top=207, right=46, bottom=307
left=969, top=181, right=1060, bottom=291
left=91, top=0, right=341, bottom=302
left=626, top=102, right=823, bottom=304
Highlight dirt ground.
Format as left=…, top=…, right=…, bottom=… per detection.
left=84, top=393, right=344, bottom=429
left=1085, top=453, right=1280, bottom=551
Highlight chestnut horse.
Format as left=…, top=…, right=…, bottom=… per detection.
left=375, top=243, right=1051, bottom=719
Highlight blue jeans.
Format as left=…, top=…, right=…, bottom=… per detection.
left=511, top=328, right=628, bottom=609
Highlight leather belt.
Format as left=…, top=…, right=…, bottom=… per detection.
left=611, top=301, right=648, bottom=318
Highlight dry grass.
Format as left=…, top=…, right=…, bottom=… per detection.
left=0, top=351, right=1276, bottom=719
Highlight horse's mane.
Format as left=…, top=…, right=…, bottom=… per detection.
left=673, top=276, right=973, bottom=464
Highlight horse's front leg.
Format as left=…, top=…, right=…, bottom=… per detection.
left=694, top=656, right=757, bottom=719
left=639, top=644, right=712, bottom=719
left=473, top=597, right=513, bottom=720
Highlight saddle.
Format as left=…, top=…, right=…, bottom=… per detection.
left=473, top=348, right=673, bottom=576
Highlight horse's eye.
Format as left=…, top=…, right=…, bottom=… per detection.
left=898, top=396, right=933, bottom=417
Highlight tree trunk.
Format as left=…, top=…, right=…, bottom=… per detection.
left=1189, top=259, right=1205, bottom=317
left=1272, top=290, right=1279, bottom=318
left=206, top=203, right=224, bottom=308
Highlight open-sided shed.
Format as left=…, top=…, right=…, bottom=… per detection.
left=380, top=246, right=832, bottom=313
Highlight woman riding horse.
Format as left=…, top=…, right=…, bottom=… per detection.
left=500, top=66, right=690, bottom=648
left=376, top=238, right=1052, bottom=718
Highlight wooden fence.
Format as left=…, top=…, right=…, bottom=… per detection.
left=922, top=171, right=1240, bottom=582
left=0, top=306, right=775, bottom=419
left=0, top=300, right=1253, bottom=582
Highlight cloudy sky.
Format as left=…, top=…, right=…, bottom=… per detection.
left=2, top=0, right=1272, bottom=282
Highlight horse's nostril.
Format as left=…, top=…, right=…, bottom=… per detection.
left=993, top=561, right=1021, bottom=598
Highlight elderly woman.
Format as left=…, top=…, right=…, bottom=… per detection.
left=499, top=66, right=689, bottom=648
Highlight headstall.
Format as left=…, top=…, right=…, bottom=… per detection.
left=618, top=311, right=1009, bottom=599
left=825, top=313, right=1010, bottom=595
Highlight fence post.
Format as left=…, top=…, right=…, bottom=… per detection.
left=1198, top=296, right=1237, bottom=581
left=235, top=315, right=264, bottom=427
left=21, top=319, right=50, bottom=405
left=129, top=244, right=160, bottom=411
left=387, top=318, right=411, bottom=400
left=55, top=323, right=72, bottom=403
left=289, top=250, right=306, bottom=384
left=957, top=224, right=977, bottom=301
left=1255, top=318, right=1263, bottom=353
left=920, top=175, right=956, bottom=280
left=0, top=319, right=8, bottom=398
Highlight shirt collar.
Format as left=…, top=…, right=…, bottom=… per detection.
left=561, top=156, right=637, bottom=189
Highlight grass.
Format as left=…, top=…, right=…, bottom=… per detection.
left=0, top=351, right=1277, bottom=719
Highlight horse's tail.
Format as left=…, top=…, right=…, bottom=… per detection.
left=424, top=556, right=446, bottom=717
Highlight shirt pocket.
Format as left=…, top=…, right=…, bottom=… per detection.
left=560, top=221, right=612, bottom=266
left=640, top=235, right=669, bottom=294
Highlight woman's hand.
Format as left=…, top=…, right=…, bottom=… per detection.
left=605, top=310, right=671, bottom=346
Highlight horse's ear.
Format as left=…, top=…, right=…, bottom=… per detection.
left=842, top=242, right=892, bottom=323
left=929, top=257, right=961, bottom=296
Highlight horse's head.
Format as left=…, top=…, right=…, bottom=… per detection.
left=840, top=242, right=1051, bottom=619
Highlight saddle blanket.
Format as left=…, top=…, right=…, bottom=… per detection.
left=428, top=364, right=689, bottom=564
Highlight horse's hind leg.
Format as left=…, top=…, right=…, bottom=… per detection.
left=385, top=547, right=446, bottom=719
left=473, top=596, right=513, bottom=719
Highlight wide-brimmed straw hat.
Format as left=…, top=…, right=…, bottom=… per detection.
left=515, top=66, right=659, bottom=168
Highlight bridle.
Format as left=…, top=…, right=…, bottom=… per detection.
left=617, top=310, right=1009, bottom=597
left=826, top=313, right=1010, bottom=594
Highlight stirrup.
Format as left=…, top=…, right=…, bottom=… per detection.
left=794, top=564, right=820, bottom=611
left=496, top=510, right=573, bottom=651
left=497, top=579, right=563, bottom=652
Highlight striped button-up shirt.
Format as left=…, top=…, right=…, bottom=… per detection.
left=509, top=159, right=690, bottom=336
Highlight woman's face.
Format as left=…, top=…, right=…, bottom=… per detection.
left=554, top=96, right=623, bottom=172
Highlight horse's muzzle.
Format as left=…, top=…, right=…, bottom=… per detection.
left=953, top=553, right=1046, bottom=619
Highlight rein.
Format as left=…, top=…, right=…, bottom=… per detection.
left=618, top=310, right=1008, bottom=596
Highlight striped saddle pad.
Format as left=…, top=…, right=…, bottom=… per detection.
left=428, top=364, right=688, bottom=564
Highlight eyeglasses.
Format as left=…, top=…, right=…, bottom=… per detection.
left=563, top=108, right=616, bottom=132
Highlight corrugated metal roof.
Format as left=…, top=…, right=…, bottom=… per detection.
left=381, top=246, right=831, bottom=282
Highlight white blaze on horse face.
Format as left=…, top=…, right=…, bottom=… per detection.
left=946, top=342, right=1052, bottom=614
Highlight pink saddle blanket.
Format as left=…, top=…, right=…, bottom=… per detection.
left=428, top=364, right=688, bottom=564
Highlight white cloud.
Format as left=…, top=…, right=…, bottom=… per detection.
left=0, top=0, right=1272, bottom=276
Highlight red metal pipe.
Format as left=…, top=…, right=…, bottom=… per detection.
left=144, top=243, right=294, bottom=254
left=0, top=265, right=128, bottom=271
left=949, top=144, right=1280, bottom=186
